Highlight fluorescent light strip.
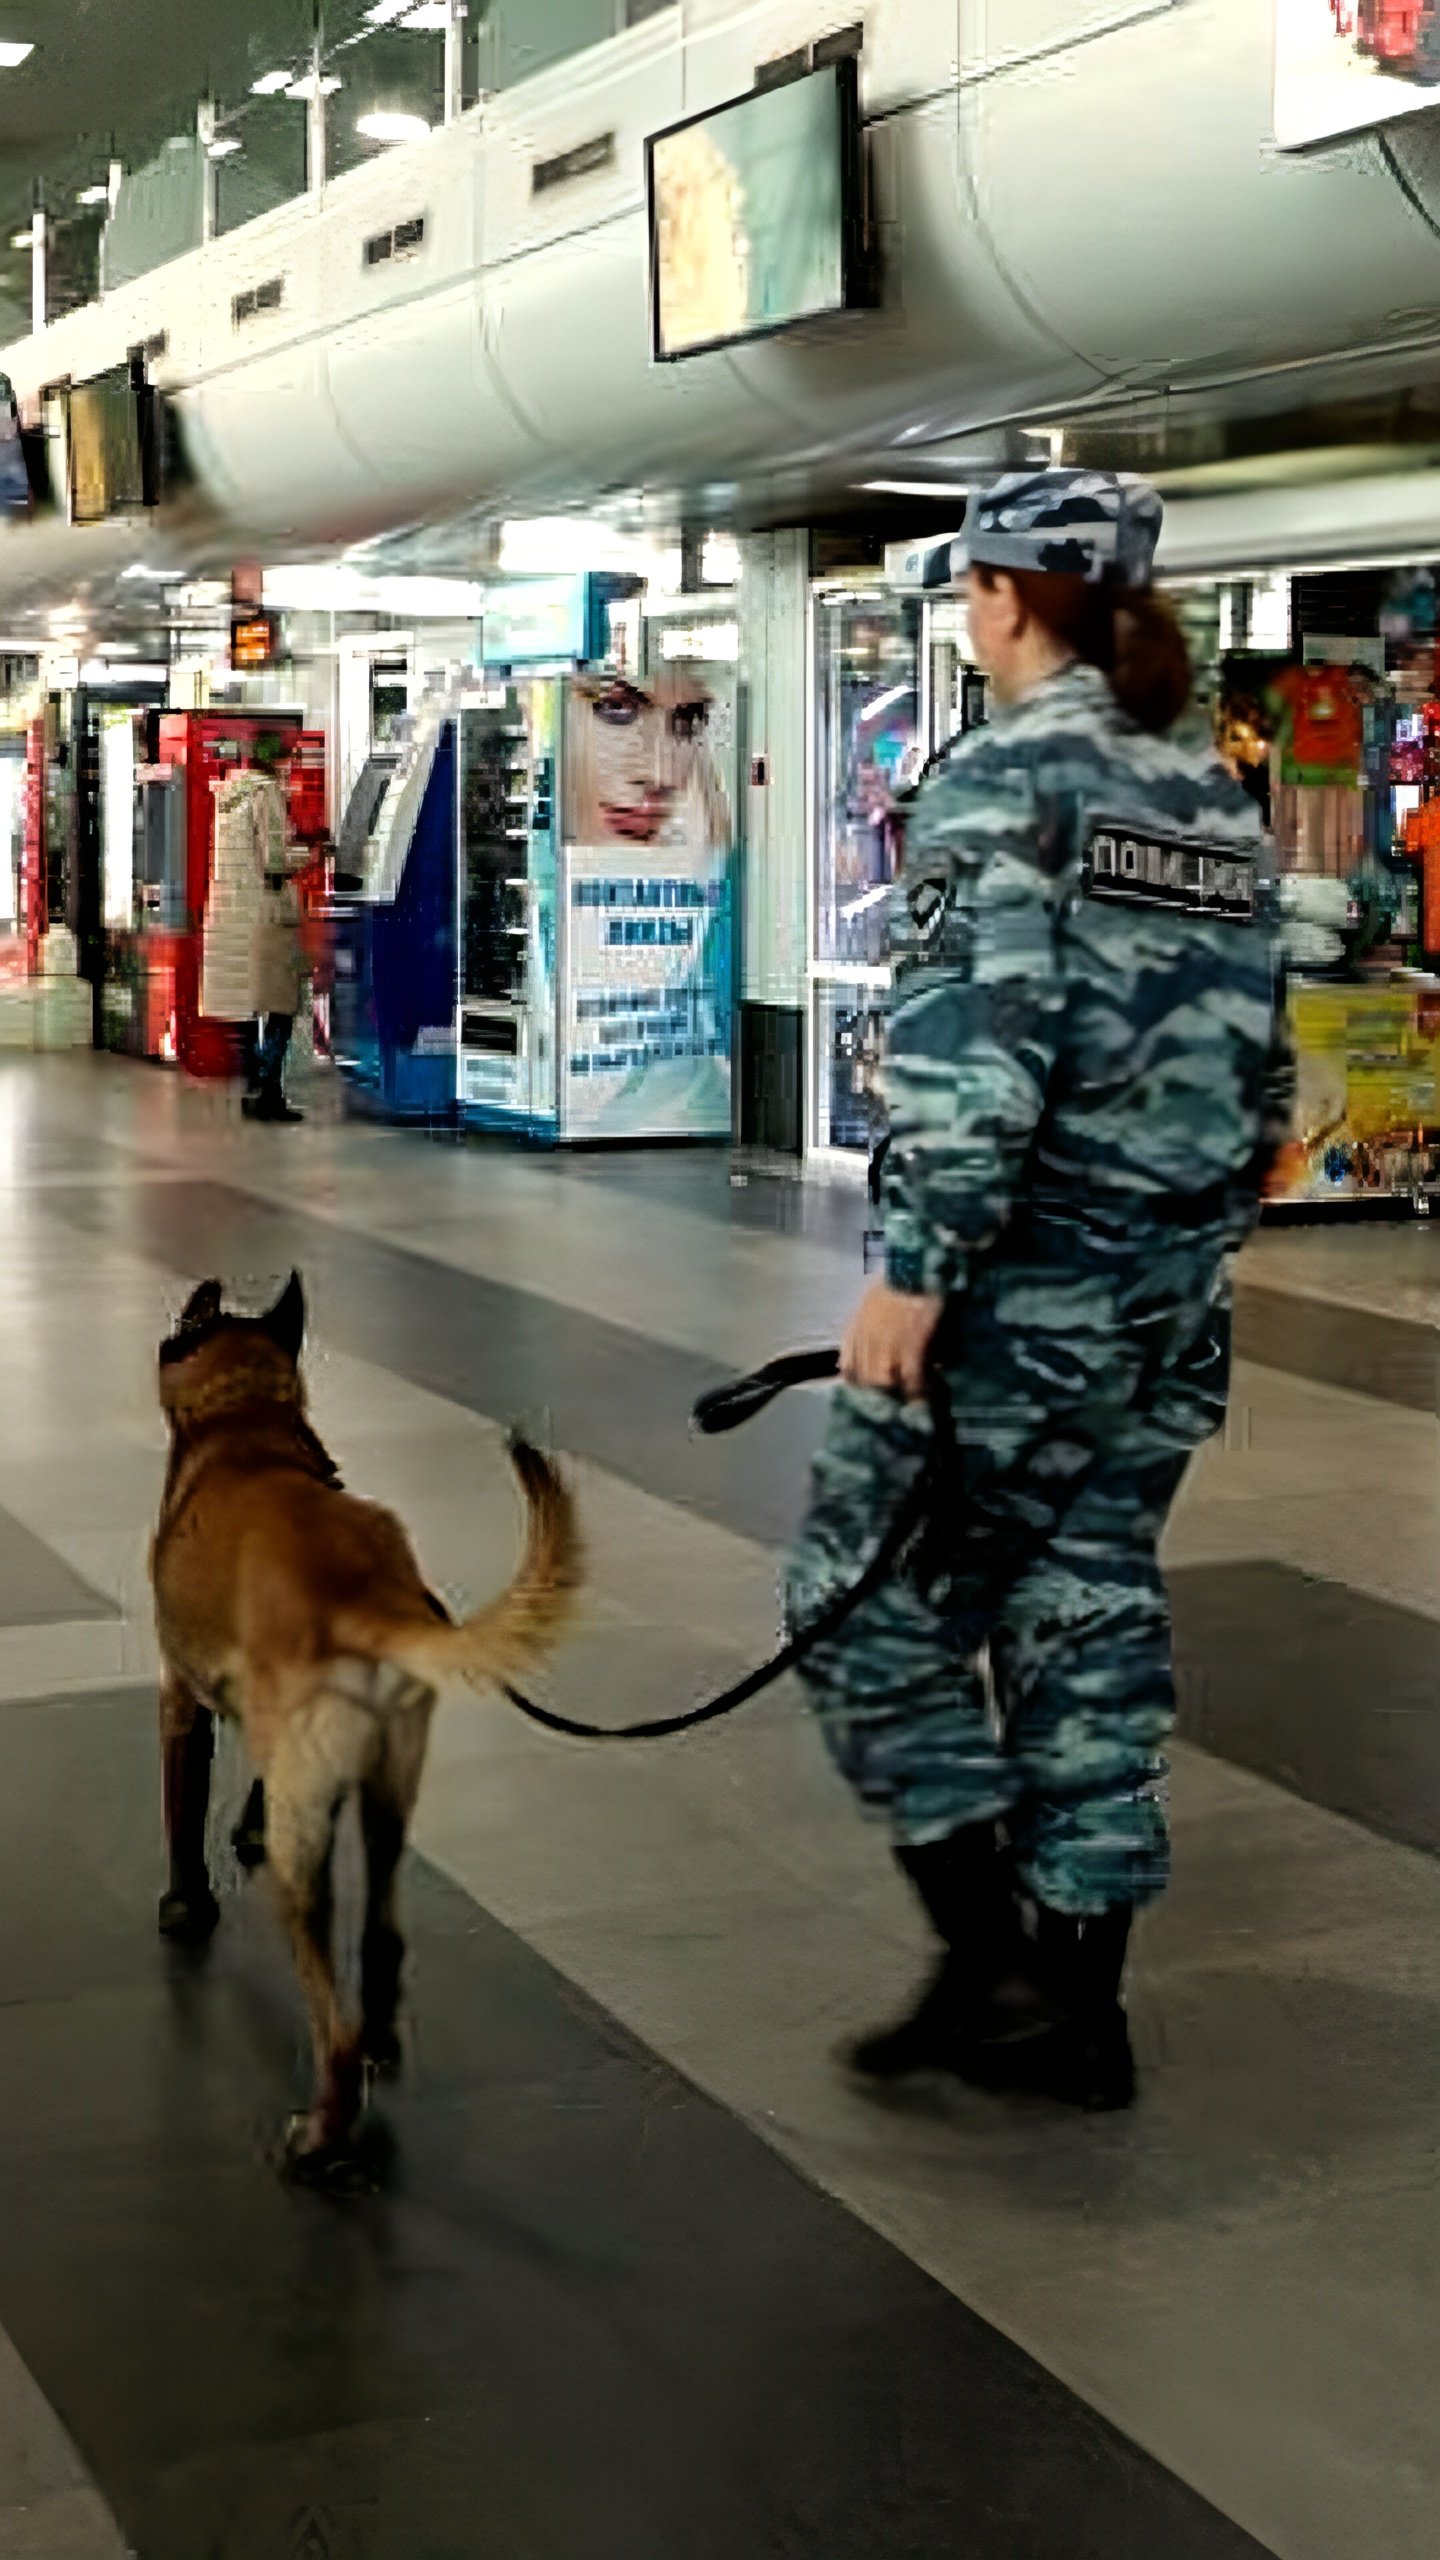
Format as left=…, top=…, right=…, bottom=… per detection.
left=861, top=479, right=974, bottom=499
left=356, top=109, right=431, bottom=143
left=0, top=41, right=34, bottom=70
left=251, top=68, right=294, bottom=95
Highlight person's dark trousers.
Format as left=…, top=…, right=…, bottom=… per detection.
left=257, top=1010, right=294, bottom=1103
left=241, top=1011, right=296, bottom=1118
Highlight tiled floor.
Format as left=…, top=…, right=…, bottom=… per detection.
left=0, top=1053, right=1434, bottom=2558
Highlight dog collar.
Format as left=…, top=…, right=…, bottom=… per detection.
left=162, top=1365, right=307, bottom=1427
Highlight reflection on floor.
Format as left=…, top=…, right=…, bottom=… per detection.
left=0, top=1054, right=1433, bottom=2560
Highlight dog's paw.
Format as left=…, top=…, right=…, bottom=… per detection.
left=158, top=1884, right=220, bottom=1944
left=362, top=2022, right=403, bottom=2081
left=280, top=2114, right=387, bottom=2194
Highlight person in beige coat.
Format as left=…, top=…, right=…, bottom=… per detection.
left=201, top=769, right=286, bottom=1024
left=242, top=861, right=309, bottom=1124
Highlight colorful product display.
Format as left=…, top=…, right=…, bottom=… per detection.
left=1266, top=978, right=1440, bottom=1205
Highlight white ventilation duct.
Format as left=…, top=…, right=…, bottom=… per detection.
left=1, top=0, right=1439, bottom=585
left=1158, top=468, right=1440, bottom=581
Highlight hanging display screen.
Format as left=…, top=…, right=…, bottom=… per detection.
left=647, top=59, right=862, bottom=361
left=0, top=374, right=30, bottom=516
left=67, top=363, right=145, bottom=525
left=1275, top=0, right=1440, bottom=151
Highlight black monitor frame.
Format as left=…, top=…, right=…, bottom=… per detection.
left=645, top=54, right=866, bottom=366
left=66, top=356, right=147, bottom=526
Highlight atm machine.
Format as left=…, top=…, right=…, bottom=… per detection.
left=102, top=710, right=326, bottom=1072
left=329, top=697, right=458, bottom=1120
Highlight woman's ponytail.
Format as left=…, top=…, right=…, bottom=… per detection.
left=1110, top=588, right=1192, bottom=735
left=979, top=566, right=1193, bottom=735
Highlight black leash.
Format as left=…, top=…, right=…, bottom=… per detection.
left=502, top=1347, right=952, bottom=1743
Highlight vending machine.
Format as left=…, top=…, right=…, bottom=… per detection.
left=102, top=711, right=328, bottom=1074
left=457, top=671, right=735, bottom=1143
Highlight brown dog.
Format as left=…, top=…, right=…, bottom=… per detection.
left=150, top=1272, right=581, bottom=2170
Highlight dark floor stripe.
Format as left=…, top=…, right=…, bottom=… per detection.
left=0, top=1684, right=1271, bottom=2560
left=1232, top=1284, right=1439, bottom=1415
left=1172, top=1560, right=1440, bottom=1859
left=40, top=1176, right=1440, bottom=1862
left=45, top=1177, right=823, bottom=1548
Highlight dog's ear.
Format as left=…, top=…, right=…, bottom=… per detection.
left=262, top=1270, right=306, bottom=1363
left=180, top=1280, right=223, bottom=1330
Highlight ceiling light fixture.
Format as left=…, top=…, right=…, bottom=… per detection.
left=207, top=135, right=242, bottom=159
left=75, top=184, right=109, bottom=206
left=399, top=5, right=455, bottom=28
left=8, top=226, right=34, bottom=250
left=0, top=41, right=35, bottom=70
left=287, top=71, right=342, bottom=99
left=355, top=109, right=431, bottom=144
left=250, top=68, right=294, bottom=95
left=364, top=0, right=414, bottom=21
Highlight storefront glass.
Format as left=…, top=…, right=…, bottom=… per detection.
left=1186, top=564, right=1440, bottom=1206
left=814, top=590, right=921, bottom=972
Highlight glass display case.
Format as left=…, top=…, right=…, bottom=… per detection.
left=813, top=977, right=888, bottom=1157
left=457, top=685, right=557, bottom=1126
left=814, top=589, right=922, bottom=972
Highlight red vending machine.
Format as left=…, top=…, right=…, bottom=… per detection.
left=138, top=712, right=327, bottom=1077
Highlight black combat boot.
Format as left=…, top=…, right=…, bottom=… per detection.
left=847, top=1825, right=1050, bottom=2081
left=1027, top=1905, right=1136, bottom=2111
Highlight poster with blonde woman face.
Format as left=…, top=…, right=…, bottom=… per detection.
left=565, top=674, right=730, bottom=858
left=563, top=674, right=734, bottom=1141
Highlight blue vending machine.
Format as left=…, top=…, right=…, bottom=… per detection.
left=330, top=701, right=459, bottom=1122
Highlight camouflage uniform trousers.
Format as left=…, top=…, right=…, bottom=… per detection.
left=785, top=1272, right=1231, bottom=1918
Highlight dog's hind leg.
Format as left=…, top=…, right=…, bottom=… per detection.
left=232, top=1777, right=266, bottom=1872
left=359, top=1685, right=435, bottom=2077
left=157, top=1670, right=220, bottom=1944
left=265, top=1693, right=374, bottom=2167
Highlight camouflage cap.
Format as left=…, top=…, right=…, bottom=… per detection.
left=944, top=468, right=1164, bottom=590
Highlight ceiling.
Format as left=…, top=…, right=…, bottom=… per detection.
left=0, top=1, right=448, bottom=325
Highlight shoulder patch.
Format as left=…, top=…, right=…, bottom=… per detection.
left=1082, top=819, right=1257, bottom=924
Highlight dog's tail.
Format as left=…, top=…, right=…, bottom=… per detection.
left=376, top=1438, right=582, bottom=1693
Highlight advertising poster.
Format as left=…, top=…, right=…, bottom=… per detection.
left=1276, top=0, right=1440, bottom=151
left=1267, top=978, right=1440, bottom=1200
left=563, top=673, right=733, bottom=1139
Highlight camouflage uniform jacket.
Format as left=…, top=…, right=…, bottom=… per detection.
left=881, top=661, right=1294, bottom=1330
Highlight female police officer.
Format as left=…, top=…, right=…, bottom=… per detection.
left=786, top=470, right=1293, bottom=2111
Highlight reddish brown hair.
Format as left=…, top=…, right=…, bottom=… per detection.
left=974, top=566, right=1192, bottom=735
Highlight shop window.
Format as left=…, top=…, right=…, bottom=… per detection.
left=814, top=979, right=887, bottom=1156
left=814, top=590, right=921, bottom=970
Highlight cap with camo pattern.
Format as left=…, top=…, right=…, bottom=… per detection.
left=936, top=469, right=1164, bottom=590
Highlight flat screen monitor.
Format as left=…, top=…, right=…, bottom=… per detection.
left=647, top=58, right=862, bottom=362
left=67, top=363, right=145, bottom=526
left=0, top=375, right=30, bottom=517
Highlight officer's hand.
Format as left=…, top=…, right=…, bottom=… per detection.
left=841, top=1282, right=945, bottom=1402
